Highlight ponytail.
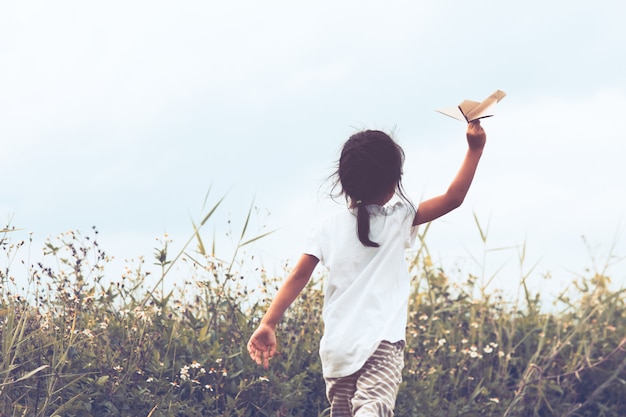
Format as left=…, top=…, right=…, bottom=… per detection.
left=356, top=202, right=379, bottom=248
left=333, top=129, right=407, bottom=248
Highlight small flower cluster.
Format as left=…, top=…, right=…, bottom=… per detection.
left=459, top=341, right=502, bottom=359
left=180, top=361, right=207, bottom=383
left=171, top=360, right=231, bottom=393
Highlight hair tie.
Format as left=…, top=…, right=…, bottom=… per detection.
left=355, top=200, right=363, bottom=206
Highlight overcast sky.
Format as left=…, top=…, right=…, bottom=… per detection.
left=2, top=1, right=625, bottom=303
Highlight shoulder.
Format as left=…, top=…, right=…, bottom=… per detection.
left=371, top=199, right=416, bottom=220
left=307, top=206, right=354, bottom=240
left=318, top=206, right=355, bottom=226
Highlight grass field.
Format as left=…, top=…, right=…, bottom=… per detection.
left=1, top=199, right=625, bottom=417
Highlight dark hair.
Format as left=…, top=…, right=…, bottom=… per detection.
left=331, top=130, right=412, bottom=247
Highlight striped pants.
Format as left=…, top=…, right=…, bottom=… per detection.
left=324, top=340, right=405, bottom=417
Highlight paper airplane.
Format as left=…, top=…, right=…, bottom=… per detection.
left=436, top=90, right=506, bottom=122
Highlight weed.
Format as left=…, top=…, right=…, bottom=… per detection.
left=0, top=205, right=625, bottom=416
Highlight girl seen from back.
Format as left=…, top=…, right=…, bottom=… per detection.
left=248, top=121, right=487, bottom=417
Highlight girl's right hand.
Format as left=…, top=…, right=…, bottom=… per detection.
left=247, top=323, right=277, bottom=369
left=466, top=120, right=487, bottom=151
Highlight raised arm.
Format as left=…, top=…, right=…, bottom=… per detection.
left=247, top=253, right=319, bottom=368
left=413, top=120, right=487, bottom=226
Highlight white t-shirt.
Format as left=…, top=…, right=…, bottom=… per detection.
left=303, top=200, right=418, bottom=378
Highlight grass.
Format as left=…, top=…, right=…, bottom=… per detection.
left=1, top=198, right=625, bottom=416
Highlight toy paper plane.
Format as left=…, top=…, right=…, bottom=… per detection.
left=436, top=90, right=506, bottom=122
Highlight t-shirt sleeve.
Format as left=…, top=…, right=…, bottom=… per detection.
left=404, top=205, right=419, bottom=249
left=302, top=223, right=323, bottom=262
left=406, top=224, right=419, bottom=248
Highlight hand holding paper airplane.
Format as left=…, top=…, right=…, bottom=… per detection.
left=436, top=90, right=506, bottom=122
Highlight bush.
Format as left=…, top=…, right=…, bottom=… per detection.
left=1, top=207, right=625, bottom=416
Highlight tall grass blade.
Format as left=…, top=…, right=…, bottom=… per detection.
left=142, top=191, right=227, bottom=306
left=473, top=212, right=488, bottom=243
left=191, top=219, right=207, bottom=256
left=0, top=365, right=49, bottom=387
left=240, top=230, right=276, bottom=248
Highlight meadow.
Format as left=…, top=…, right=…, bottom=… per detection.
left=1, top=198, right=625, bottom=417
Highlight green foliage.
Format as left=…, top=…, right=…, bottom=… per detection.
left=1, top=208, right=625, bottom=416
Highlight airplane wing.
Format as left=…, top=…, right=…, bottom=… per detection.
left=435, top=106, right=466, bottom=121
left=436, top=90, right=506, bottom=122
left=458, top=100, right=481, bottom=121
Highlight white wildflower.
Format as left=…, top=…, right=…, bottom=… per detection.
left=180, top=365, right=190, bottom=381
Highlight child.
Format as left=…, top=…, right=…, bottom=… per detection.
left=248, top=121, right=487, bottom=416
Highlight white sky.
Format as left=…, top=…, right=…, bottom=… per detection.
left=2, top=1, right=625, bottom=303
